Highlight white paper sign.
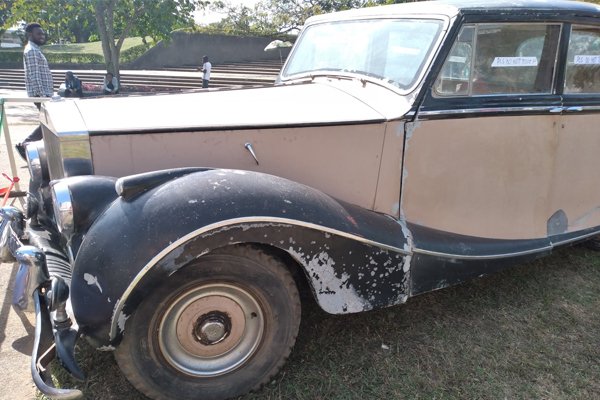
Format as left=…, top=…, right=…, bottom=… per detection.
left=491, top=57, right=538, bottom=67
left=574, top=55, right=600, bottom=65
left=449, top=56, right=467, bottom=63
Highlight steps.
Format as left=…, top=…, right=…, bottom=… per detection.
left=0, top=60, right=284, bottom=93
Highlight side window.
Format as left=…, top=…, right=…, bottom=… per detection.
left=435, top=23, right=560, bottom=97
left=434, top=26, right=474, bottom=95
left=565, top=26, right=600, bottom=94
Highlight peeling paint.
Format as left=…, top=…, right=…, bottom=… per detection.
left=117, top=311, right=130, bottom=333
left=97, top=345, right=116, bottom=352
left=287, top=247, right=370, bottom=313
left=188, top=199, right=198, bottom=204
left=83, top=273, right=103, bottom=293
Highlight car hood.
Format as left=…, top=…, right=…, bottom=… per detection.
left=43, top=80, right=413, bottom=135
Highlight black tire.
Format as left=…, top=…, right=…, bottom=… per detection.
left=114, top=245, right=301, bottom=400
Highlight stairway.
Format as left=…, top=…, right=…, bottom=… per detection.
left=0, top=60, right=284, bottom=93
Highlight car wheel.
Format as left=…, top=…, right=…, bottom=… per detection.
left=114, top=245, right=301, bottom=400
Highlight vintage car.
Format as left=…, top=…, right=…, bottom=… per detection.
left=2, top=0, right=600, bottom=398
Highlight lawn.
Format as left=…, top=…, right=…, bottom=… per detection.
left=41, top=37, right=150, bottom=54
left=0, top=37, right=149, bottom=55
left=41, top=244, right=600, bottom=399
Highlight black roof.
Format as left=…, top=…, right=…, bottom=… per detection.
left=437, top=0, right=600, bottom=14
left=307, top=0, right=600, bottom=24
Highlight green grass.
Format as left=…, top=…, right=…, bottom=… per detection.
left=40, top=245, right=600, bottom=399
left=42, top=37, right=151, bottom=54
left=0, top=37, right=149, bottom=55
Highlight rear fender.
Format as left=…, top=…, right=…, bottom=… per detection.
left=69, top=169, right=411, bottom=346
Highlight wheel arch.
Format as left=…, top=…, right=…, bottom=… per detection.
left=69, top=169, right=411, bottom=347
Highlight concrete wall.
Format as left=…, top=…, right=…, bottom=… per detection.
left=131, top=32, right=292, bottom=69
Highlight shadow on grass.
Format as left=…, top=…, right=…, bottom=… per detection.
left=42, top=245, right=600, bottom=400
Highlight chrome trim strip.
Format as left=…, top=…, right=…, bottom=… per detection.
left=413, top=245, right=553, bottom=260
left=25, top=144, right=42, bottom=184
left=50, top=181, right=74, bottom=236
left=550, top=229, right=600, bottom=247
left=413, top=227, right=600, bottom=260
left=419, top=106, right=558, bottom=117
left=42, top=100, right=93, bottom=178
left=420, top=105, right=600, bottom=118
left=109, top=216, right=412, bottom=340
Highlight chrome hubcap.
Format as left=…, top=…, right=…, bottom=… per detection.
left=195, top=312, right=230, bottom=345
left=159, top=283, right=264, bottom=377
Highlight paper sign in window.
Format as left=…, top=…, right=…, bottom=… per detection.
left=574, top=55, right=600, bottom=65
left=449, top=56, right=467, bottom=63
left=491, top=57, right=538, bottom=67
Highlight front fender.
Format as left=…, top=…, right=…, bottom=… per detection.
left=70, top=169, right=411, bottom=346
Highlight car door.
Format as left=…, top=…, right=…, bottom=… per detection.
left=403, top=21, right=563, bottom=241
left=549, top=23, right=600, bottom=237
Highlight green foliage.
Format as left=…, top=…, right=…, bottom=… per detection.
left=0, top=49, right=103, bottom=63
left=94, top=0, right=205, bottom=75
left=206, top=0, right=402, bottom=35
left=120, top=43, right=151, bottom=62
left=6, top=0, right=96, bottom=43
left=0, top=49, right=22, bottom=63
left=46, top=52, right=104, bottom=63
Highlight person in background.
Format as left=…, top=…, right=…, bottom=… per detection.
left=63, top=71, right=83, bottom=97
left=15, top=22, right=54, bottom=160
left=103, top=72, right=119, bottom=95
left=201, top=55, right=212, bottom=88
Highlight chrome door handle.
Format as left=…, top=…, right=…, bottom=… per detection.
left=244, top=143, right=259, bottom=165
left=549, top=107, right=564, bottom=113
left=565, top=106, right=583, bottom=112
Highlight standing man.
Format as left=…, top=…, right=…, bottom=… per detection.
left=201, top=55, right=212, bottom=88
left=16, top=23, right=54, bottom=159
left=23, top=23, right=53, bottom=101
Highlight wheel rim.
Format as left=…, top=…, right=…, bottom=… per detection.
left=158, top=283, right=264, bottom=377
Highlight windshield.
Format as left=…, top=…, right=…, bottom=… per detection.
left=282, top=18, right=444, bottom=90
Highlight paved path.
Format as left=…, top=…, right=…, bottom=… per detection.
left=0, top=90, right=39, bottom=400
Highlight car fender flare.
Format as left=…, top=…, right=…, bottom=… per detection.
left=70, top=169, right=411, bottom=346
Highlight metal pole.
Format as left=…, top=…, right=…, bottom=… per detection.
left=1, top=99, right=21, bottom=192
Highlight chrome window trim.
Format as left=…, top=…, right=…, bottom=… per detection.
left=418, top=105, right=563, bottom=117
left=433, top=22, right=563, bottom=99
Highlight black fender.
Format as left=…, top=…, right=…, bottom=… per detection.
left=70, top=169, right=411, bottom=346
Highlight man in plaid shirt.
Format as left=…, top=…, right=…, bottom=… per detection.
left=23, top=23, right=53, bottom=99
left=16, top=23, right=53, bottom=160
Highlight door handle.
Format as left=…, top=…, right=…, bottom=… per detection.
left=565, top=106, right=583, bottom=112
left=244, top=143, right=259, bottom=165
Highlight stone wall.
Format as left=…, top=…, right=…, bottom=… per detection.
left=130, top=32, right=292, bottom=68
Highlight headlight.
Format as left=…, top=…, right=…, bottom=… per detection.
left=51, top=180, right=74, bottom=237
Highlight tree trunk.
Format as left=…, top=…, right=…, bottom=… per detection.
left=94, top=0, right=142, bottom=81
left=95, top=1, right=116, bottom=75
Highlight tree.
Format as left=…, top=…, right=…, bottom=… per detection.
left=4, top=0, right=96, bottom=44
left=92, top=0, right=202, bottom=78
left=209, top=0, right=402, bottom=35
left=5, top=0, right=204, bottom=77
left=0, top=0, right=15, bottom=43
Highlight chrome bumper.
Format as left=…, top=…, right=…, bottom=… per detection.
left=1, top=206, right=84, bottom=399
left=0, top=206, right=24, bottom=262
